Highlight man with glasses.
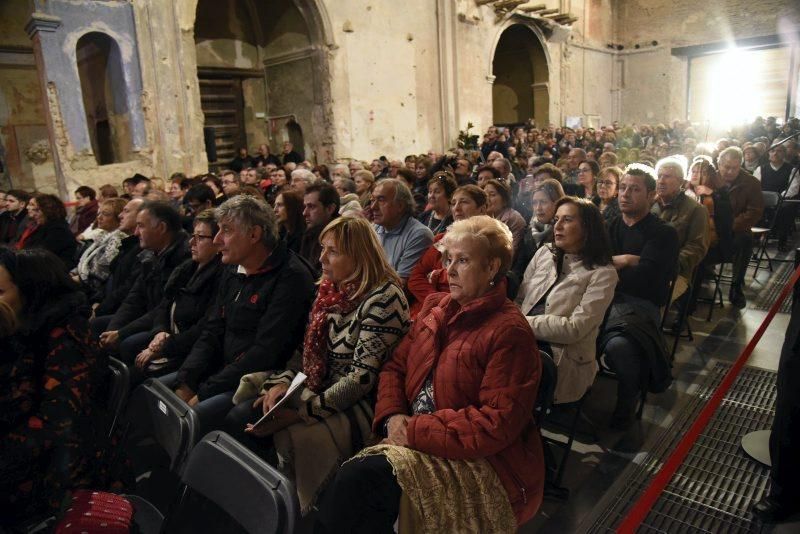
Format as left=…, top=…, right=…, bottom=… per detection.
left=220, top=170, right=240, bottom=197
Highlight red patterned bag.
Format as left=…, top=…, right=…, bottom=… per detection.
left=55, top=490, right=133, bottom=533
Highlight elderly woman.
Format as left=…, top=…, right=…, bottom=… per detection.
left=226, top=216, right=410, bottom=514
left=72, top=197, right=128, bottom=296
left=317, top=216, right=544, bottom=533
left=408, top=185, right=488, bottom=316
left=485, top=178, right=527, bottom=255
left=17, top=193, right=77, bottom=269
left=132, top=209, right=224, bottom=378
left=417, top=171, right=457, bottom=234
left=516, top=198, right=618, bottom=403
left=593, top=166, right=622, bottom=222
left=0, top=249, right=119, bottom=526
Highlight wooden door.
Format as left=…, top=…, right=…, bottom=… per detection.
left=197, top=73, right=246, bottom=171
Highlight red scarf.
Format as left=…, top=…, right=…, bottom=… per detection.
left=15, top=224, right=39, bottom=250
left=303, top=279, right=362, bottom=392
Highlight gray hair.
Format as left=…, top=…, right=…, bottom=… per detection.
left=331, top=163, right=351, bottom=178
left=718, top=146, right=743, bottom=165
left=291, top=168, right=316, bottom=187
left=380, top=178, right=414, bottom=215
left=335, top=177, right=357, bottom=194
left=215, top=194, right=279, bottom=250
left=655, top=155, right=687, bottom=180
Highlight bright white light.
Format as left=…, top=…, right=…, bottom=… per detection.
left=707, top=48, right=760, bottom=129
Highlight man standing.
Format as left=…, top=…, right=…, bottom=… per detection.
left=230, top=147, right=253, bottom=173
left=300, top=182, right=339, bottom=275
left=601, top=164, right=679, bottom=429
left=652, top=156, right=709, bottom=301
left=172, top=195, right=315, bottom=434
left=718, top=147, right=764, bottom=308
left=253, top=143, right=280, bottom=167
left=370, top=179, right=434, bottom=286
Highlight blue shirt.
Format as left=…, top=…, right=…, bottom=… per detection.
left=374, top=215, right=434, bottom=278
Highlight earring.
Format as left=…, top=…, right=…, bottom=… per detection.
left=489, top=279, right=496, bottom=287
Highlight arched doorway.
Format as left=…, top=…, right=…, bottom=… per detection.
left=194, top=0, right=333, bottom=168
left=491, top=24, right=549, bottom=127
left=76, top=32, right=134, bottom=165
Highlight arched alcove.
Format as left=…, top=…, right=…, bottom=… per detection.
left=492, top=24, right=549, bottom=127
left=76, top=32, right=133, bottom=165
left=194, top=0, right=333, bottom=167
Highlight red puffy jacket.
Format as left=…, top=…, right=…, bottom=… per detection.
left=373, top=281, right=544, bottom=525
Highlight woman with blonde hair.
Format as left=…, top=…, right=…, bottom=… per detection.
left=317, top=215, right=544, bottom=533
left=226, top=215, right=411, bottom=514
left=72, top=197, right=128, bottom=296
left=353, top=169, right=376, bottom=207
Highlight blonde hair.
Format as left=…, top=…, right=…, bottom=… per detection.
left=439, top=215, right=513, bottom=275
left=319, top=215, right=401, bottom=299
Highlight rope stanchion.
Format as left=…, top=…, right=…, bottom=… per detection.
left=616, top=262, right=800, bottom=534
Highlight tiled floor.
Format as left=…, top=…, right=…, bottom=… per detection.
left=520, top=246, right=799, bottom=533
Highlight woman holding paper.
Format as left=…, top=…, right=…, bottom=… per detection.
left=225, top=215, right=410, bottom=514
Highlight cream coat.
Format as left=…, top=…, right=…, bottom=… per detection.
left=516, top=246, right=618, bottom=403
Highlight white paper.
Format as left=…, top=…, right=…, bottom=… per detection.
left=252, top=372, right=307, bottom=429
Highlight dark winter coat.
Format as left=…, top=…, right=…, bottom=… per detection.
left=94, top=234, right=141, bottom=316
left=19, top=218, right=78, bottom=269
left=176, top=242, right=316, bottom=400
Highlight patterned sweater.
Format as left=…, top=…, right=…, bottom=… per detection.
left=265, top=280, right=410, bottom=423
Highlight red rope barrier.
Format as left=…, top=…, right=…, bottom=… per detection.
left=617, top=263, right=800, bottom=534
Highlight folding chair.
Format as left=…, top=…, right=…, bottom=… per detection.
left=107, top=356, right=130, bottom=437
left=751, top=191, right=782, bottom=278
left=131, top=431, right=299, bottom=534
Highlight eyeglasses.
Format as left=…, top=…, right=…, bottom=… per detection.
left=190, top=234, right=214, bottom=242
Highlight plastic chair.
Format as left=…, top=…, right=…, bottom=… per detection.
left=751, top=191, right=782, bottom=278
left=107, top=357, right=130, bottom=437
left=132, top=431, right=299, bottom=534
left=125, top=378, right=199, bottom=474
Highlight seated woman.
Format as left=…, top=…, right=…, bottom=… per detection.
left=132, top=209, right=224, bottom=378
left=416, top=171, right=457, bottom=234
left=484, top=178, right=527, bottom=255
left=577, top=160, right=600, bottom=199
left=72, top=197, right=128, bottom=297
left=225, top=216, right=410, bottom=514
left=16, top=193, right=77, bottom=269
left=407, top=184, right=487, bottom=316
left=0, top=249, right=120, bottom=526
left=353, top=169, right=376, bottom=208
left=516, top=198, right=618, bottom=404
left=317, top=216, right=544, bottom=533
left=512, top=179, right=565, bottom=280
left=273, top=190, right=305, bottom=253
left=593, top=166, right=622, bottom=223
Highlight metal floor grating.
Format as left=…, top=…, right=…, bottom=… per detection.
left=584, top=362, right=776, bottom=533
left=752, top=259, right=794, bottom=313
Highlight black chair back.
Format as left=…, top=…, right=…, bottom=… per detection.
left=107, top=357, right=130, bottom=437
left=126, top=378, right=199, bottom=474
left=166, top=431, right=299, bottom=534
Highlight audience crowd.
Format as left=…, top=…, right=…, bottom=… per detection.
left=1, top=115, right=798, bottom=531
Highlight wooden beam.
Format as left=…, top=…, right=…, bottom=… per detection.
left=519, top=4, right=547, bottom=12
left=475, top=0, right=495, bottom=5
left=494, top=0, right=525, bottom=9
left=538, top=8, right=559, bottom=15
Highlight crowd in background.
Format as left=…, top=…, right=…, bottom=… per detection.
left=1, top=115, right=798, bottom=531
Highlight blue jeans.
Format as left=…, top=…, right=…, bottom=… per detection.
left=159, top=372, right=235, bottom=438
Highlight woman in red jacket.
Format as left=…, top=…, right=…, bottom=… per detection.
left=317, top=215, right=544, bottom=533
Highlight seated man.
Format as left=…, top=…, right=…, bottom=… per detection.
left=600, top=164, right=679, bottom=429
left=96, top=201, right=190, bottom=363
left=370, top=178, right=434, bottom=286
left=652, top=156, right=709, bottom=302
left=169, top=195, right=315, bottom=434
left=300, top=182, right=339, bottom=275
left=718, top=147, right=764, bottom=308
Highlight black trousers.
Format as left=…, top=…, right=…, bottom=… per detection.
left=604, top=334, right=648, bottom=403
left=223, top=398, right=276, bottom=464
left=315, top=455, right=401, bottom=534
left=768, top=300, right=800, bottom=508
left=730, top=232, right=753, bottom=293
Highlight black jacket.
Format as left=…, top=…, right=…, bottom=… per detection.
left=176, top=242, right=316, bottom=400
left=151, top=255, right=224, bottom=360
left=20, top=219, right=77, bottom=269
left=94, top=234, right=141, bottom=316
left=299, top=223, right=324, bottom=277
left=108, top=232, right=191, bottom=339
left=0, top=210, right=27, bottom=244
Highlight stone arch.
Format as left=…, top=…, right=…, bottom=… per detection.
left=489, top=22, right=550, bottom=127
left=75, top=31, right=134, bottom=165
left=193, top=0, right=335, bottom=167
